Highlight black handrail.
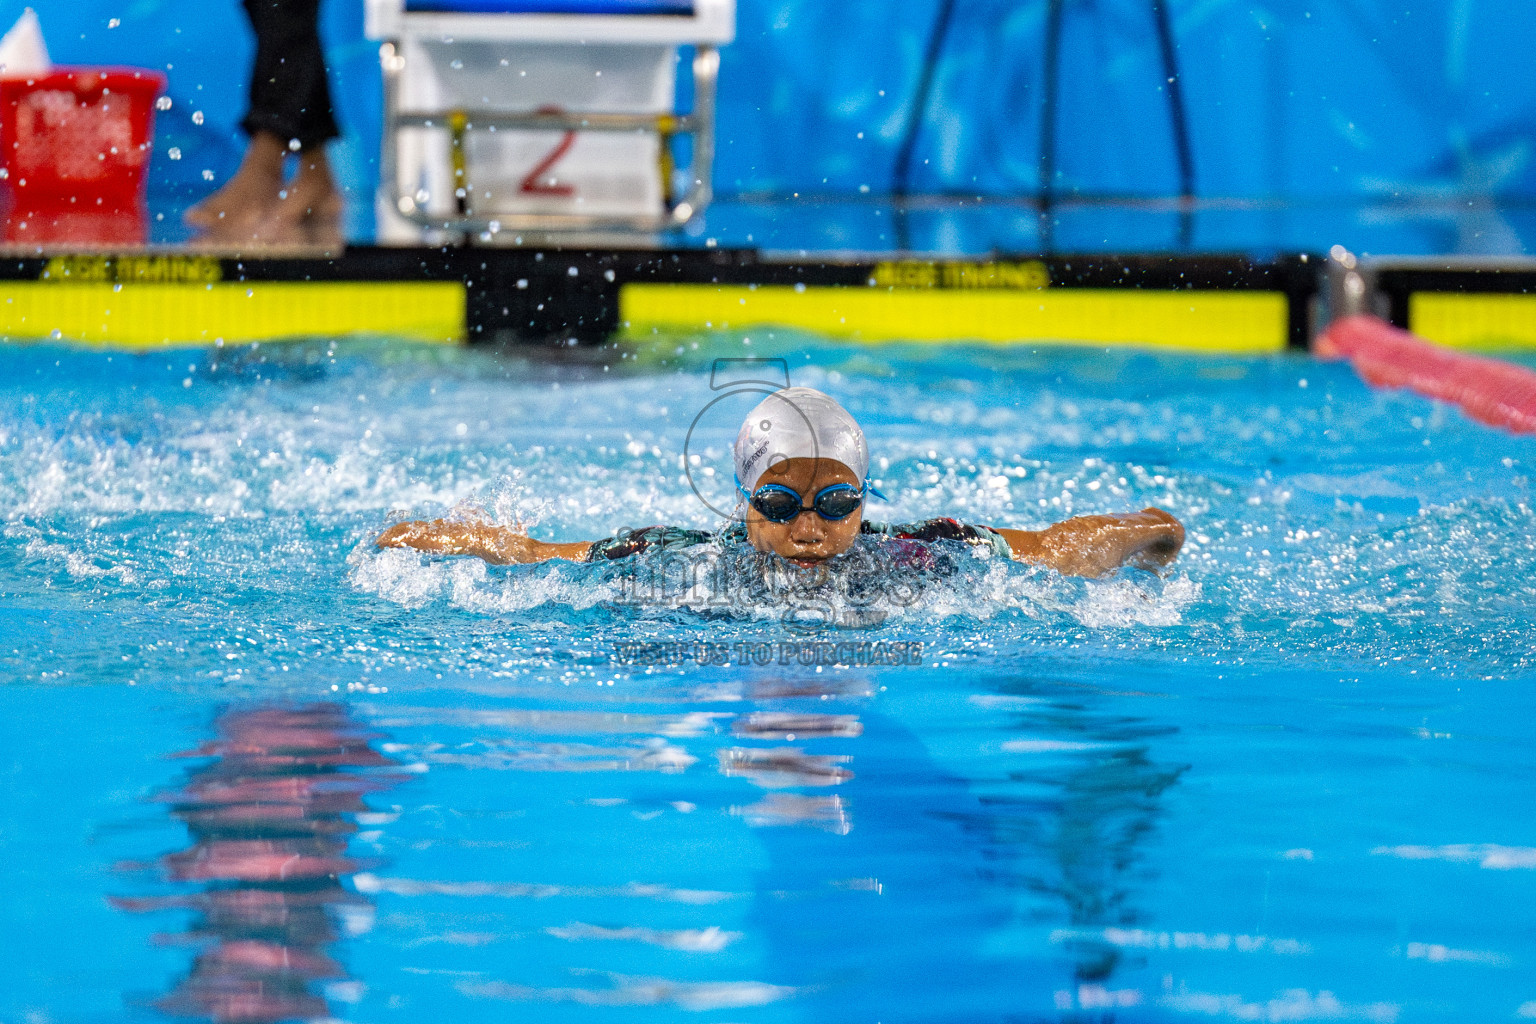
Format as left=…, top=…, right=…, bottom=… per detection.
left=1038, top=0, right=1066, bottom=250
left=1150, top=0, right=1196, bottom=247
left=893, top=0, right=1197, bottom=253
left=893, top=0, right=957, bottom=251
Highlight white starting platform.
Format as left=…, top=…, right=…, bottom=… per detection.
left=365, top=0, right=734, bottom=241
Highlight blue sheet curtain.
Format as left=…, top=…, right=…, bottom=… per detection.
left=12, top=0, right=1536, bottom=240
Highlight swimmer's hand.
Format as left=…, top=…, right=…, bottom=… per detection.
left=375, top=520, right=592, bottom=565
left=995, top=507, right=1185, bottom=578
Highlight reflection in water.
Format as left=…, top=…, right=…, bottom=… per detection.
left=351, top=687, right=863, bottom=1008
left=107, top=681, right=1175, bottom=1018
left=369, top=695, right=865, bottom=835
left=715, top=675, right=1191, bottom=1020
left=979, top=686, right=1185, bottom=1010
left=721, top=676, right=867, bottom=835
left=115, top=703, right=401, bottom=1023
left=732, top=791, right=853, bottom=834
left=731, top=712, right=864, bottom=739
left=717, top=746, right=854, bottom=787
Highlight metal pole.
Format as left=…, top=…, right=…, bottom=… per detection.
left=1149, top=0, right=1195, bottom=248
left=1038, top=0, right=1065, bottom=252
left=673, top=44, right=719, bottom=226
left=893, top=0, right=958, bottom=251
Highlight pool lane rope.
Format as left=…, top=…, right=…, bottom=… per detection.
left=1317, top=315, right=1536, bottom=435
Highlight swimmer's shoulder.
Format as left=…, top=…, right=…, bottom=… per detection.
left=862, top=518, right=1011, bottom=556
left=586, top=522, right=748, bottom=561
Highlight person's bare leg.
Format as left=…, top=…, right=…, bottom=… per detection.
left=184, top=131, right=286, bottom=232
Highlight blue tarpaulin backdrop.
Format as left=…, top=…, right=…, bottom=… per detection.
left=9, top=0, right=1534, bottom=252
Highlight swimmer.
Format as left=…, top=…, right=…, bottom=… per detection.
left=376, top=387, right=1185, bottom=578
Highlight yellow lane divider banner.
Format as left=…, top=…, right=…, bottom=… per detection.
left=0, top=281, right=466, bottom=348
left=618, top=284, right=1290, bottom=353
left=1410, top=293, right=1536, bottom=351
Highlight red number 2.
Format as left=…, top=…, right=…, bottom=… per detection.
left=520, top=108, right=577, bottom=197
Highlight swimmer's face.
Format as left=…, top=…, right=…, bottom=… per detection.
left=744, top=457, right=862, bottom=566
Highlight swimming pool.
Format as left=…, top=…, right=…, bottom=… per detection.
left=1, top=332, right=1533, bottom=1022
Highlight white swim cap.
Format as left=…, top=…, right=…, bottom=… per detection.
left=733, top=387, right=869, bottom=492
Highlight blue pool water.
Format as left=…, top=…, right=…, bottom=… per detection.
left=1, top=334, right=1534, bottom=1022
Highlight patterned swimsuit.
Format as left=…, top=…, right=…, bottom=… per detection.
left=585, top=518, right=1012, bottom=562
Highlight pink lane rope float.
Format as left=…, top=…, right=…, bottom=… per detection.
left=1316, top=315, right=1536, bottom=435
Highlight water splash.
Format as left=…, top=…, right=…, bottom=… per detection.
left=347, top=529, right=1199, bottom=631
left=1, top=338, right=1532, bottom=682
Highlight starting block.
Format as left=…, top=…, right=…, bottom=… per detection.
left=365, top=0, right=734, bottom=240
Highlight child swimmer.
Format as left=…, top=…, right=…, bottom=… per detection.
left=376, top=387, right=1185, bottom=578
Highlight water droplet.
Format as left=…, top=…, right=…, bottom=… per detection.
left=191, top=110, right=204, bottom=125
left=167, top=147, right=181, bottom=160
left=202, top=169, right=214, bottom=181
left=155, top=96, right=172, bottom=110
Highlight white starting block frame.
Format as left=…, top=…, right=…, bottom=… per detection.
left=365, top=0, right=734, bottom=240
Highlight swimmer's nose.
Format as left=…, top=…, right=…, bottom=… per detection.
left=788, top=513, right=828, bottom=544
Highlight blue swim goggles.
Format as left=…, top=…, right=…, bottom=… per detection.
left=736, top=477, right=886, bottom=523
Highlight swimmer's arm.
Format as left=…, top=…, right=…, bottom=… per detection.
left=375, top=520, right=592, bottom=565
left=991, top=507, right=1185, bottom=578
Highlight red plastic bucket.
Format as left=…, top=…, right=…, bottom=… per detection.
left=0, top=67, right=166, bottom=243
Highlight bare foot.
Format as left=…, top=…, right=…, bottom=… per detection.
left=237, top=148, right=344, bottom=248
left=282, top=148, right=345, bottom=247
left=184, top=132, right=286, bottom=234
left=189, top=139, right=345, bottom=248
